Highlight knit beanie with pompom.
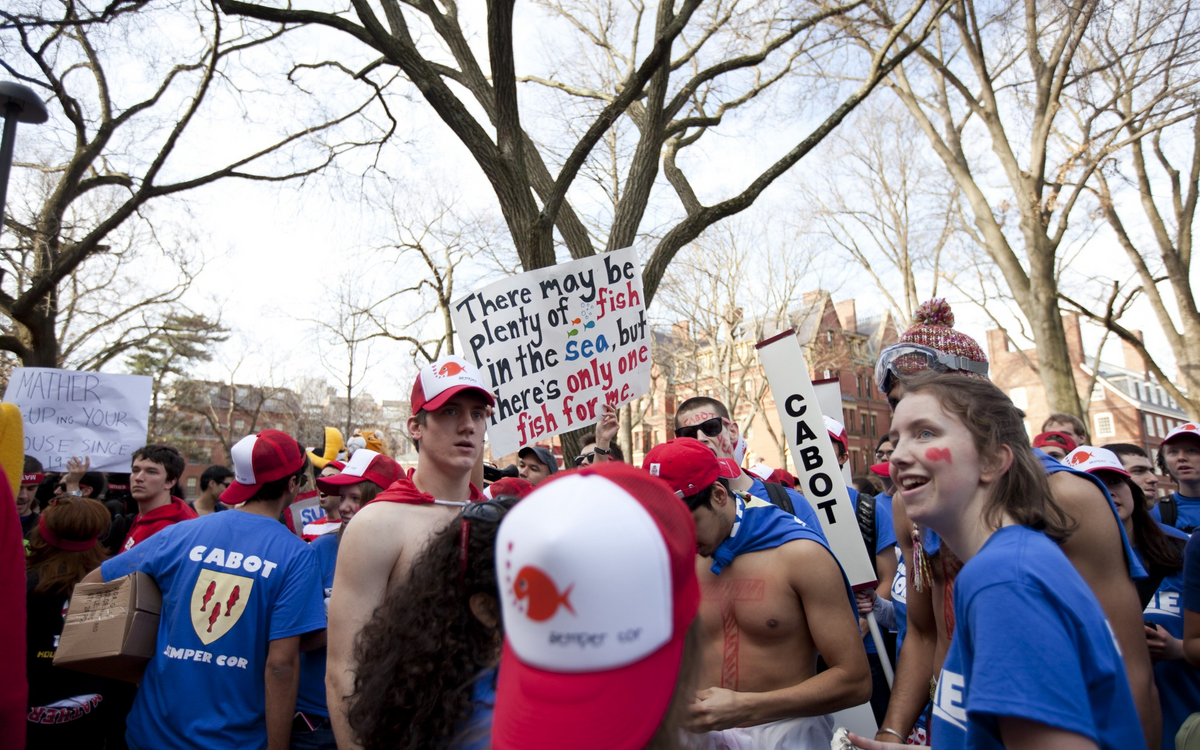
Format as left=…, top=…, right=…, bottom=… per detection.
left=897, top=299, right=989, bottom=379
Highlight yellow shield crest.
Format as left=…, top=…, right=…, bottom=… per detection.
left=190, top=570, right=253, bottom=645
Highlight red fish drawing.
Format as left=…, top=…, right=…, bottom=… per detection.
left=1067, top=451, right=1092, bottom=465
left=1184, top=424, right=1198, bottom=431
left=207, top=602, right=222, bottom=632
left=438, top=362, right=466, bottom=377
left=200, top=580, right=216, bottom=611
left=513, top=565, right=575, bottom=622
left=225, top=585, right=241, bottom=617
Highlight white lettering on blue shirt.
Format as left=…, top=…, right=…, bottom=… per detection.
left=933, top=669, right=967, bottom=730
left=187, top=545, right=279, bottom=578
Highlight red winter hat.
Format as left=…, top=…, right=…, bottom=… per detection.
left=411, top=355, right=495, bottom=414
left=492, top=463, right=698, bottom=750
left=315, top=449, right=401, bottom=493
left=221, top=430, right=305, bottom=505
left=642, top=438, right=719, bottom=498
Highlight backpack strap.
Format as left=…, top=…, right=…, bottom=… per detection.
left=855, top=491, right=877, bottom=558
left=1158, top=495, right=1178, bottom=528
left=760, top=480, right=795, bottom=515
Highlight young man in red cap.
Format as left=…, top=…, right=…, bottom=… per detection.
left=643, top=438, right=870, bottom=747
left=673, top=396, right=823, bottom=532
left=1032, top=430, right=1077, bottom=461
left=83, top=429, right=325, bottom=750
left=1153, top=422, right=1200, bottom=533
left=301, top=460, right=345, bottom=542
left=326, top=354, right=494, bottom=750
left=873, top=298, right=1159, bottom=749
left=119, top=445, right=197, bottom=551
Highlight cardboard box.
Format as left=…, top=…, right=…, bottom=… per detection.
left=54, top=572, right=162, bottom=683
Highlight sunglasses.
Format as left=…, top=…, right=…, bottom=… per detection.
left=675, top=416, right=725, bottom=440
left=458, top=498, right=517, bottom=590
left=574, top=452, right=596, bottom=468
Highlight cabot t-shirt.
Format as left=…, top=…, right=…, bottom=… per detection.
left=102, top=510, right=324, bottom=750
left=931, top=525, right=1143, bottom=750
left=1136, top=548, right=1199, bottom=750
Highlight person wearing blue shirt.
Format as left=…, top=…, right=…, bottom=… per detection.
left=1182, top=533, right=1200, bottom=668
left=293, top=532, right=339, bottom=749
left=1153, top=423, right=1200, bottom=533
left=83, top=430, right=325, bottom=750
left=850, top=374, right=1144, bottom=750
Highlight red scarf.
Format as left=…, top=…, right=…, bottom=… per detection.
left=370, top=468, right=483, bottom=505
left=122, top=498, right=198, bottom=551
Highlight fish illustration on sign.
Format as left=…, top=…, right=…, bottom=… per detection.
left=513, top=565, right=575, bottom=622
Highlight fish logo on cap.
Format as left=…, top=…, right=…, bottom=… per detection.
left=437, top=361, right=466, bottom=377
left=513, top=565, right=575, bottom=622
left=1066, top=451, right=1092, bottom=466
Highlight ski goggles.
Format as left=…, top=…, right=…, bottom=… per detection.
left=875, top=343, right=988, bottom=394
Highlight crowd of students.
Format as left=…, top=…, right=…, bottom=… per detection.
left=8, top=296, right=1200, bottom=750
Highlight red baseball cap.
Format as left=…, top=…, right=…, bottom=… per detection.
left=492, top=463, right=699, bottom=750
left=484, top=477, right=536, bottom=499
left=1033, top=431, right=1077, bottom=453
left=824, top=416, right=848, bottom=453
left=315, top=449, right=401, bottom=493
left=1063, top=446, right=1130, bottom=478
left=642, top=438, right=719, bottom=498
left=411, top=355, right=495, bottom=414
left=221, top=430, right=306, bottom=505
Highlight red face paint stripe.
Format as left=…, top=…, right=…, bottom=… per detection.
left=926, top=448, right=952, bottom=463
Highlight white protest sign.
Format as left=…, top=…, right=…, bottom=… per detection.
left=5, top=368, right=152, bottom=472
left=452, top=246, right=651, bottom=456
left=288, top=490, right=323, bottom=538
left=814, top=378, right=854, bottom=486
left=756, top=332, right=876, bottom=589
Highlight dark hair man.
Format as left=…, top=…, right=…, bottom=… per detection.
left=82, top=429, right=325, bottom=750
left=17, top=455, right=45, bottom=536
left=117, top=445, right=196, bottom=552
left=643, top=438, right=869, bottom=745
left=1103, top=443, right=1160, bottom=504
left=1043, top=412, right=1089, bottom=447
left=326, top=355, right=494, bottom=750
left=575, top=402, right=622, bottom=466
left=673, top=396, right=823, bottom=531
left=873, top=299, right=1160, bottom=749
left=191, top=465, right=234, bottom=516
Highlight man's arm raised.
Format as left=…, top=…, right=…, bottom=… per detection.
left=689, top=540, right=871, bottom=730
left=1050, top=471, right=1161, bottom=750
left=325, top=503, right=404, bottom=750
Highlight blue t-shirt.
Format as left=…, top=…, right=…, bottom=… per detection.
left=862, top=490, right=898, bottom=655
left=1150, top=492, right=1200, bottom=533
left=932, top=525, right=1144, bottom=750
left=101, top=510, right=325, bottom=750
left=450, top=668, right=497, bottom=750
left=1184, top=533, right=1200, bottom=613
left=747, top=477, right=825, bottom=542
left=1135, top=548, right=1199, bottom=750
left=296, top=533, right=340, bottom=717
left=1036, top=448, right=1146, bottom=580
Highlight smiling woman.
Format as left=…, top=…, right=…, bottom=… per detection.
left=861, top=372, right=1143, bottom=750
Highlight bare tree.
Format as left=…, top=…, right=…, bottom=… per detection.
left=172, top=357, right=297, bottom=459
left=307, top=278, right=377, bottom=437
left=214, top=0, right=948, bottom=301
left=802, top=101, right=960, bottom=328
left=0, top=0, right=394, bottom=366
left=847, top=0, right=1200, bottom=418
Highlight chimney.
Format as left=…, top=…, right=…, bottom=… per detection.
left=802, top=289, right=824, bottom=307
left=986, top=327, right=1010, bottom=360
left=1063, top=312, right=1084, bottom=364
left=835, top=299, right=857, bottom=333
left=671, top=320, right=691, bottom=341
left=1122, top=330, right=1147, bottom=379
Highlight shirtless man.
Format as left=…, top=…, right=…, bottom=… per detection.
left=325, top=355, right=493, bottom=750
left=644, top=438, right=870, bottom=747
left=873, top=305, right=1159, bottom=748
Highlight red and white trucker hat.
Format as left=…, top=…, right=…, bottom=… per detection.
left=1162, top=422, right=1200, bottom=447
left=492, top=463, right=699, bottom=750
left=410, top=355, right=495, bottom=414
left=825, top=416, right=848, bottom=453
left=1063, top=446, right=1130, bottom=478
left=221, top=429, right=306, bottom=505
left=643, top=437, right=719, bottom=497
left=315, top=449, right=401, bottom=494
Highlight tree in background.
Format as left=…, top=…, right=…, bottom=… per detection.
left=0, top=0, right=394, bottom=367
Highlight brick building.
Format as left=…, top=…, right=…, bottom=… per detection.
left=987, top=313, right=1189, bottom=463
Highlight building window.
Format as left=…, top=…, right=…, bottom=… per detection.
left=1157, top=416, right=1166, bottom=437
left=861, top=412, right=869, bottom=434
left=870, top=413, right=877, bottom=437
left=1094, top=413, right=1115, bottom=438
left=1009, top=387, right=1028, bottom=410
left=234, top=419, right=245, bottom=433
left=186, top=477, right=198, bottom=495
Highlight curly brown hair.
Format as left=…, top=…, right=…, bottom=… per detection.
left=347, top=502, right=508, bottom=750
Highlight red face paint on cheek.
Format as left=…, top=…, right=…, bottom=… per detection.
left=926, top=447, right=952, bottom=464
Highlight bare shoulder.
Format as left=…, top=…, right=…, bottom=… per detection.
left=1049, top=472, right=1122, bottom=552
left=778, top=539, right=848, bottom=595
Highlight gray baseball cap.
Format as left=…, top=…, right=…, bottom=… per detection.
left=518, top=446, right=560, bottom=474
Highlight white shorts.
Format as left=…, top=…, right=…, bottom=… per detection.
left=685, top=714, right=835, bottom=750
